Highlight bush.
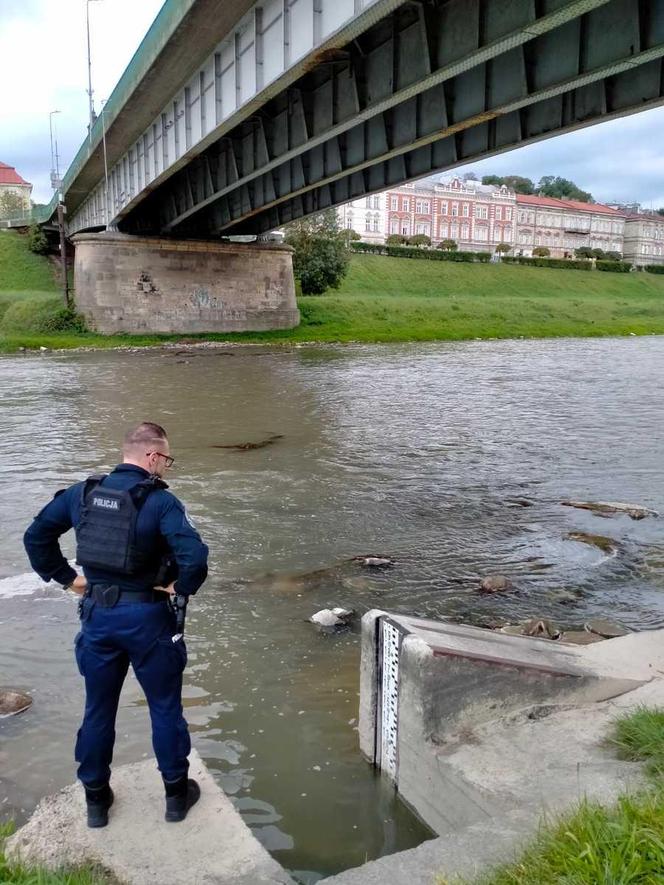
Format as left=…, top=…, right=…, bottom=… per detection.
left=605, top=251, right=622, bottom=261
left=408, top=234, right=431, bottom=247
left=285, top=210, right=350, bottom=295
left=0, top=297, right=87, bottom=333
left=495, top=242, right=512, bottom=254
left=596, top=260, right=632, bottom=273
left=386, top=234, right=409, bottom=245
left=350, top=242, right=490, bottom=262
left=27, top=224, right=49, bottom=255
left=532, top=246, right=551, bottom=257
left=501, top=256, right=592, bottom=270
left=437, top=239, right=458, bottom=251
left=575, top=247, right=594, bottom=259
left=644, top=264, right=664, bottom=274
left=41, top=306, right=88, bottom=332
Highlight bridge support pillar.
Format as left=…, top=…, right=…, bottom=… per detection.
left=72, top=232, right=299, bottom=334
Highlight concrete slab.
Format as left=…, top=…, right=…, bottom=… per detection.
left=6, top=750, right=292, bottom=885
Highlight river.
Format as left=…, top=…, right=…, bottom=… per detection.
left=1, top=338, right=663, bottom=880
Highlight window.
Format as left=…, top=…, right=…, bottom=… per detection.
left=403, top=199, right=410, bottom=211
left=416, top=200, right=430, bottom=213
left=373, top=196, right=380, bottom=209
left=475, top=224, right=488, bottom=241
left=440, top=201, right=448, bottom=215
left=452, top=202, right=459, bottom=216
left=373, top=216, right=379, bottom=232
left=475, top=205, right=488, bottom=219
left=505, top=208, right=512, bottom=221
left=401, top=220, right=411, bottom=236
left=495, top=206, right=502, bottom=220
left=365, top=217, right=371, bottom=231
left=416, top=222, right=430, bottom=235
left=461, top=222, right=469, bottom=239
left=462, top=203, right=469, bottom=217
left=390, top=196, right=398, bottom=210
left=439, top=221, right=448, bottom=238
left=504, top=226, right=512, bottom=239
left=390, top=219, right=399, bottom=234
left=450, top=223, right=459, bottom=238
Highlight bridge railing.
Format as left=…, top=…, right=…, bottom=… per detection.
left=0, top=194, right=59, bottom=229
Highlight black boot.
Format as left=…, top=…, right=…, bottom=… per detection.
left=84, top=783, right=114, bottom=828
left=164, top=776, right=200, bottom=823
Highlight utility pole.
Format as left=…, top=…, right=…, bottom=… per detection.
left=49, top=110, right=61, bottom=191
left=57, top=200, right=69, bottom=308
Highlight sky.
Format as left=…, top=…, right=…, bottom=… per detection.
left=1, top=0, right=663, bottom=208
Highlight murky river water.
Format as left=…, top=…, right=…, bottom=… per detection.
left=1, top=338, right=664, bottom=880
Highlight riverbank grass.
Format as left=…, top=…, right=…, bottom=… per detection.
left=0, top=822, right=111, bottom=884
left=4, top=230, right=664, bottom=351
left=445, top=707, right=664, bottom=885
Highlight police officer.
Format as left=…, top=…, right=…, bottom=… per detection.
left=24, top=422, right=209, bottom=828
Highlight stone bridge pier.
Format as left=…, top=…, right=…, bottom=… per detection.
left=72, top=232, right=300, bottom=334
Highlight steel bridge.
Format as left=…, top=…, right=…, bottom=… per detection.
left=60, top=0, right=664, bottom=238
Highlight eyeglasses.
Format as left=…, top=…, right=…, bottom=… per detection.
left=146, top=451, right=175, bottom=468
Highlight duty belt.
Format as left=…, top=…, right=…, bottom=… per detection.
left=86, top=585, right=166, bottom=606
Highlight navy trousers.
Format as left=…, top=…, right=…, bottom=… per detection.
left=74, top=596, right=190, bottom=787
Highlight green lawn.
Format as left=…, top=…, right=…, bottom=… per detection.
left=2, top=230, right=664, bottom=352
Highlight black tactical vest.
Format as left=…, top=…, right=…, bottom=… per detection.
left=76, top=474, right=167, bottom=576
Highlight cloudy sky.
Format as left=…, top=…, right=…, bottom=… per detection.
left=1, top=0, right=664, bottom=208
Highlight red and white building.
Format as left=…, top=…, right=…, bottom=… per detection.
left=515, top=194, right=625, bottom=257
left=622, top=211, right=664, bottom=267
left=385, top=176, right=516, bottom=251
left=0, top=161, right=33, bottom=216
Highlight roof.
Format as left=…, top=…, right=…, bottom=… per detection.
left=0, top=162, right=31, bottom=187
left=622, top=210, right=664, bottom=222
left=516, top=193, right=623, bottom=216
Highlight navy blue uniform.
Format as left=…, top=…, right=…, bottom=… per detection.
left=24, top=464, right=209, bottom=788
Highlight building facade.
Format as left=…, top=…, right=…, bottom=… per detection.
left=0, top=162, right=32, bottom=216
left=622, top=212, right=664, bottom=267
left=515, top=194, right=625, bottom=257
left=338, top=194, right=385, bottom=243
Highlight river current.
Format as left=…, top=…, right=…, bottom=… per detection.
left=1, top=338, right=664, bottom=880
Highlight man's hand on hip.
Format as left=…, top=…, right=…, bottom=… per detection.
left=154, top=582, right=176, bottom=596
left=68, top=576, right=88, bottom=596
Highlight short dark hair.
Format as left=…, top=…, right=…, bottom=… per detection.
left=123, top=422, right=168, bottom=452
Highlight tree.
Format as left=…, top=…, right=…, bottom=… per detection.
left=408, top=234, right=431, bottom=247
left=605, top=251, right=622, bottom=261
left=575, top=247, right=594, bottom=259
left=0, top=190, right=29, bottom=219
left=495, top=242, right=512, bottom=254
left=462, top=171, right=479, bottom=181
left=27, top=224, right=49, bottom=255
left=386, top=234, right=409, bottom=245
left=481, top=175, right=535, bottom=194
left=656, top=208, right=664, bottom=217
left=437, top=238, right=458, bottom=251
left=532, top=246, right=551, bottom=257
left=537, top=176, right=593, bottom=203
left=591, top=248, right=606, bottom=260
left=284, top=210, right=350, bottom=295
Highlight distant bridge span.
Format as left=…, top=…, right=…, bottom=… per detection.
left=64, top=0, right=664, bottom=238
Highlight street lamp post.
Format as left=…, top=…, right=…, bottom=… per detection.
left=86, top=0, right=104, bottom=137
left=100, top=99, right=111, bottom=227
left=49, top=110, right=61, bottom=191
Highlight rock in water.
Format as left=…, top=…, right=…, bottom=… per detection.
left=559, top=630, right=605, bottom=645
left=479, top=575, right=512, bottom=593
left=309, top=608, right=355, bottom=633
left=566, top=531, right=619, bottom=555
left=561, top=500, right=659, bottom=520
left=584, top=619, right=630, bottom=639
left=500, top=620, right=560, bottom=640
left=0, top=688, right=32, bottom=718
left=353, top=555, right=394, bottom=569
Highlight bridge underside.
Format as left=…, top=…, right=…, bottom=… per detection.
left=119, top=0, right=664, bottom=237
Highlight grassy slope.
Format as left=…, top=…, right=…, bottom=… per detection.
left=448, top=707, right=664, bottom=885
left=2, top=234, right=664, bottom=351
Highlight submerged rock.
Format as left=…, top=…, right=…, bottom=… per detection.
left=558, top=630, right=605, bottom=645
left=479, top=575, right=512, bottom=594
left=0, top=688, right=32, bottom=718
left=566, top=531, right=619, bottom=555
left=561, top=500, right=659, bottom=520
left=211, top=434, right=283, bottom=451
left=500, top=619, right=561, bottom=640
left=584, top=619, right=630, bottom=639
left=310, top=608, right=355, bottom=633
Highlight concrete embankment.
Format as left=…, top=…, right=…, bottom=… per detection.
left=323, top=619, right=664, bottom=884
left=6, top=749, right=293, bottom=885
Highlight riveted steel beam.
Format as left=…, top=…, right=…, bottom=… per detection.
left=128, top=0, right=664, bottom=236
left=125, top=0, right=616, bottom=234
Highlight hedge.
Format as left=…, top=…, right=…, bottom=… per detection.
left=501, top=256, right=592, bottom=271
left=644, top=264, right=664, bottom=274
left=350, top=242, right=491, bottom=262
left=596, top=260, right=632, bottom=272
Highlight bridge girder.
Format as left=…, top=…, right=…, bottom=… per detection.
left=119, top=0, right=664, bottom=236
